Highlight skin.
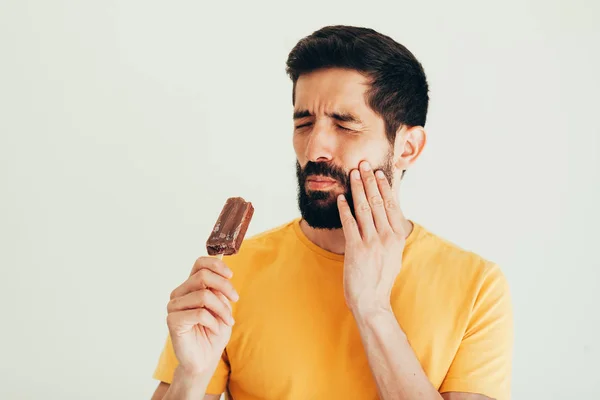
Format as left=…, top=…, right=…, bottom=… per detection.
left=293, top=68, right=492, bottom=400
left=152, top=257, right=238, bottom=400
left=292, top=67, right=418, bottom=253
left=151, top=68, right=493, bottom=399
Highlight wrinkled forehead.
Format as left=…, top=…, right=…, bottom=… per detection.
left=294, top=68, right=374, bottom=116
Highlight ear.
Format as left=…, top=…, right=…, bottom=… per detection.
left=393, top=125, right=427, bottom=172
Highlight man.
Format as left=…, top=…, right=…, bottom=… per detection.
left=151, top=25, right=513, bottom=400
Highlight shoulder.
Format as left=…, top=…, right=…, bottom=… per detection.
left=408, top=222, right=511, bottom=303
left=413, top=223, right=506, bottom=276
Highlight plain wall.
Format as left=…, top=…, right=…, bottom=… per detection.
left=1, top=0, right=598, bottom=399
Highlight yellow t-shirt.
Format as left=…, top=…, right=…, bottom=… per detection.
left=153, top=219, right=513, bottom=400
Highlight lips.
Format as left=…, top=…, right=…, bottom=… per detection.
left=306, top=176, right=337, bottom=183
left=305, top=175, right=338, bottom=190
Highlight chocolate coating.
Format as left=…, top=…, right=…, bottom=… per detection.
left=206, top=197, right=254, bottom=256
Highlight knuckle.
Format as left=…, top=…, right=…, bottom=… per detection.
left=198, top=269, right=210, bottom=281
left=197, top=256, right=211, bottom=264
left=357, top=202, right=371, bottom=213
left=384, top=198, right=397, bottom=209
left=381, top=232, right=394, bottom=244
left=395, top=232, right=406, bottom=242
left=195, top=308, right=206, bottom=320
left=370, top=195, right=384, bottom=206
left=195, top=256, right=215, bottom=270
left=215, top=258, right=226, bottom=268
left=342, top=216, right=358, bottom=227
left=193, top=256, right=206, bottom=269
left=198, top=289, right=211, bottom=303
left=365, top=235, right=378, bottom=246
left=166, top=298, right=177, bottom=312
left=384, top=231, right=403, bottom=245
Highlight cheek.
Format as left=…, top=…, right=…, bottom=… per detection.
left=292, top=133, right=305, bottom=161
left=337, top=139, right=366, bottom=168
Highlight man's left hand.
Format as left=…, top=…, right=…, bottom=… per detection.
left=337, top=161, right=408, bottom=315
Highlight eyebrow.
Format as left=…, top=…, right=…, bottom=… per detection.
left=293, top=109, right=363, bottom=125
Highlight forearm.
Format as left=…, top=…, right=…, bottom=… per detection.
left=352, top=307, right=442, bottom=400
left=162, top=365, right=211, bottom=400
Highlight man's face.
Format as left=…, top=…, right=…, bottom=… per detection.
left=293, top=68, right=396, bottom=229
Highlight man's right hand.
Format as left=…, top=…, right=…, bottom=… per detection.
left=166, top=256, right=240, bottom=376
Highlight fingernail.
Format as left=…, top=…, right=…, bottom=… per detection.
left=360, top=161, right=371, bottom=171
left=351, top=170, right=361, bottom=180
left=338, top=194, right=346, bottom=202
left=376, top=170, right=385, bottom=179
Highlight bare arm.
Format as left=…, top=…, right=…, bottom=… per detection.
left=150, top=381, right=221, bottom=400
left=353, top=308, right=494, bottom=400
left=352, top=307, right=442, bottom=400
left=441, top=392, right=493, bottom=400
left=338, top=163, right=503, bottom=400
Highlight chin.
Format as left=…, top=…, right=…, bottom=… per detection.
left=298, top=200, right=343, bottom=230
left=298, top=183, right=349, bottom=230
left=304, top=218, right=343, bottom=230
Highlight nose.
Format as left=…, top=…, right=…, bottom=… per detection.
left=305, top=122, right=334, bottom=163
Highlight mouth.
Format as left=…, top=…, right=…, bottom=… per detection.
left=305, top=175, right=338, bottom=191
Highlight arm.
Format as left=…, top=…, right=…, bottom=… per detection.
left=150, top=366, right=221, bottom=400
left=338, top=162, right=506, bottom=400
left=352, top=306, right=492, bottom=400
left=151, top=381, right=220, bottom=400
left=441, top=393, right=492, bottom=400
left=338, top=163, right=441, bottom=399
left=352, top=306, right=442, bottom=400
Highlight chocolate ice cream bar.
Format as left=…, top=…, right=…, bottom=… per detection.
left=206, top=197, right=254, bottom=256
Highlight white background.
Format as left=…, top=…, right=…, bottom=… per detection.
left=1, top=0, right=598, bottom=399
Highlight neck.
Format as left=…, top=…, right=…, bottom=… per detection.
left=299, top=216, right=414, bottom=255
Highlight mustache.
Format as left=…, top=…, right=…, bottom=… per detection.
left=295, top=160, right=357, bottom=228
left=296, top=161, right=349, bottom=187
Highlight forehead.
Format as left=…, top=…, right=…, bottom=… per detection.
left=294, top=68, right=373, bottom=115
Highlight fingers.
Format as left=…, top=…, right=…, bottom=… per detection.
left=337, top=194, right=361, bottom=244
left=375, top=168, right=405, bottom=234
left=213, top=290, right=232, bottom=313
left=358, top=161, right=392, bottom=234
left=167, top=308, right=221, bottom=335
left=350, top=168, right=376, bottom=239
left=189, top=256, right=233, bottom=279
left=167, top=257, right=238, bottom=338
left=168, top=289, right=234, bottom=326
left=171, top=268, right=239, bottom=303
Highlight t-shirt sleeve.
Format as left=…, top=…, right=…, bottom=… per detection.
left=152, top=334, right=230, bottom=395
left=439, top=264, right=514, bottom=400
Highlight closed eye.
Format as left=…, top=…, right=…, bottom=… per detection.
left=294, top=123, right=356, bottom=132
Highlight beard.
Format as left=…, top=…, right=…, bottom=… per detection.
left=296, top=150, right=395, bottom=230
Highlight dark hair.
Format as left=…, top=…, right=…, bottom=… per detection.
left=286, top=25, right=429, bottom=144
